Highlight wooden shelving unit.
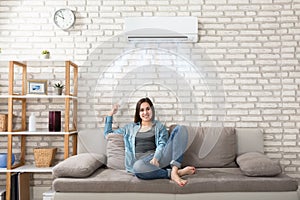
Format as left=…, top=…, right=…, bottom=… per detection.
left=0, top=60, right=78, bottom=200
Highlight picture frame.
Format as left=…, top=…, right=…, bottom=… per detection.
left=27, top=80, right=48, bottom=95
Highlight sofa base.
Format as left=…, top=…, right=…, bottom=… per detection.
left=53, top=191, right=300, bottom=200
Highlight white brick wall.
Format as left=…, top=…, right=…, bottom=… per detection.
left=0, top=0, right=300, bottom=190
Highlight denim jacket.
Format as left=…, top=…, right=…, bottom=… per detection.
left=104, top=116, right=169, bottom=173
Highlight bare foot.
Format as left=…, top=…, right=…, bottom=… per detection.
left=171, top=168, right=188, bottom=187
left=178, top=166, right=196, bottom=177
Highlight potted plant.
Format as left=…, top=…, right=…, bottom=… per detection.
left=53, top=82, right=64, bottom=95
left=41, top=50, right=50, bottom=59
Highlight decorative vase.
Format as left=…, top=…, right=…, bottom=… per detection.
left=42, top=54, right=50, bottom=59
left=0, top=153, right=15, bottom=168
left=29, top=113, right=36, bottom=132
left=55, top=87, right=63, bottom=95
left=49, top=111, right=61, bottom=132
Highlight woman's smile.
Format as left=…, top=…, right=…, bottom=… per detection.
left=140, top=102, right=153, bottom=122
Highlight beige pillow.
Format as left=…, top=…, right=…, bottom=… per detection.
left=52, top=153, right=106, bottom=178
left=237, top=152, right=282, bottom=177
left=106, top=133, right=125, bottom=170
left=182, top=127, right=236, bottom=168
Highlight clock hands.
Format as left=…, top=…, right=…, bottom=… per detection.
left=57, top=11, right=64, bottom=19
left=54, top=8, right=75, bottom=30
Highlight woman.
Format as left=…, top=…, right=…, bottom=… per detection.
left=104, top=97, right=195, bottom=186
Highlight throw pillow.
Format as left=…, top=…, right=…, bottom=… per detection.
left=181, top=127, right=236, bottom=168
left=236, top=152, right=282, bottom=177
left=52, top=153, right=106, bottom=178
left=106, top=133, right=125, bottom=170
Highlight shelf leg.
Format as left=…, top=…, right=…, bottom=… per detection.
left=72, top=134, right=78, bottom=156
left=64, top=135, right=70, bottom=159
left=20, top=135, right=26, bottom=165
left=6, top=134, right=12, bottom=200
left=5, top=172, right=11, bottom=200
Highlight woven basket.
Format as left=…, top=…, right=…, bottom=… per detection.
left=34, top=148, right=57, bottom=167
left=0, top=114, right=7, bottom=132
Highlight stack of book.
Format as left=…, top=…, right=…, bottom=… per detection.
left=1, top=173, right=30, bottom=200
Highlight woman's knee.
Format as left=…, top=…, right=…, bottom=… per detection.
left=133, top=159, right=146, bottom=174
left=171, top=125, right=188, bottom=141
left=133, top=160, right=153, bottom=179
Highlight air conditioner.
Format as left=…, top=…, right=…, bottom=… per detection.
left=124, top=17, right=198, bottom=42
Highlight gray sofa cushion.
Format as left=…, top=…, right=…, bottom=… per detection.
left=182, top=127, right=236, bottom=167
left=237, top=152, right=282, bottom=177
left=235, top=128, right=264, bottom=155
left=106, top=133, right=125, bottom=170
left=53, top=168, right=298, bottom=193
left=52, top=153, right=106, bottom=178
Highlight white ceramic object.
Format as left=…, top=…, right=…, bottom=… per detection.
left=29, top=113, right=36, bottom=132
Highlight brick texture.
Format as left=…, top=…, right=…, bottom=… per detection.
left=0, top=0, right=300, bottom=190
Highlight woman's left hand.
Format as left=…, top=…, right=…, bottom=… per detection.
left=150, top=158, right=159, bottom=167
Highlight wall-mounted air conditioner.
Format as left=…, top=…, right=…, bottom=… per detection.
left=124, top=17, right=198, bottom=42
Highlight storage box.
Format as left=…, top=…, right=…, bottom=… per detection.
left=43, top=189, right=55, bottom=200
left=0, top=114, right=7, bottom=132
left=34, top=148, right=57, bottom=167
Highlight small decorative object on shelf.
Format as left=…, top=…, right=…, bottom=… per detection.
left=53, top=82, right=64, bottom=95
left=0, top=153, right=15, bottom=168
left=41, top=50, right=50, bottom=59
left=28, top=113, right=36, bottom=132
left=27, top=79, right=48, bottom=95
left=49, top=111, right=61, bottom=132
left=34, top=148, right=57, bottom=167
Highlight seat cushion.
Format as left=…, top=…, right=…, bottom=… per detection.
left=53, top=168, right=298, bottom=193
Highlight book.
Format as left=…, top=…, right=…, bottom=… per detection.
left=10, top=172, right=30, bottom=200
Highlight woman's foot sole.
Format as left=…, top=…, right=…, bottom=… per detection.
left=178, top=166, right=196, bottom=177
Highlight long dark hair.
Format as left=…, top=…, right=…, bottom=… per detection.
left=134, top=97, right=155, bottom=123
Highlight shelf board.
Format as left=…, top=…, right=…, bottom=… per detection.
left=0, top=130, right=78, bottom=135
left=0, top=95, right=7, bottom=99
left=0, top=59, right=70, bottom=62
left=0, top=94, right=77, bottom=99
left=0, top=164, right=53, bottom=173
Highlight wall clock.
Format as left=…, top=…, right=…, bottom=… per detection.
left=53, top=8, right=76, bottom=30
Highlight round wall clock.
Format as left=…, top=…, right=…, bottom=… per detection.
left=53, top=8, right=76, bottom=30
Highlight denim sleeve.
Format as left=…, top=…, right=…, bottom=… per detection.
left=103, top=116, right=113, bottom=137
left=103, top=116, right=126, bottom=137
left=154, top=124, right=168, bottom=161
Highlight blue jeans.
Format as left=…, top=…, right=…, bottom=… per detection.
left=133, top=125, right=188, bottom=180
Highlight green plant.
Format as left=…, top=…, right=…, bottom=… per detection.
left=53, top=82, right=64, bottom=88
left=41, top=50, right=50, bottom=55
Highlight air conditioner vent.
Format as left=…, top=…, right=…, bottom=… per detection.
left=124, top=17, right=198, bottom=43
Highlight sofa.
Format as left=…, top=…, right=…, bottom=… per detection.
left=51, top=127, right=299, bottom=200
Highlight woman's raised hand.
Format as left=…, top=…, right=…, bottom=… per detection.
left=108, top=104, right=119, bottom=116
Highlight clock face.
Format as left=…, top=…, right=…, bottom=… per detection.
left=53, top=8, right=75, bottom=30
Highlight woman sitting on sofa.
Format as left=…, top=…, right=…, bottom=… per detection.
left=104, top=97, right=195, bottom=186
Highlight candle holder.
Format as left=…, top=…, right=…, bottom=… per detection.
left=49, top=111, right=61, bottom=132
